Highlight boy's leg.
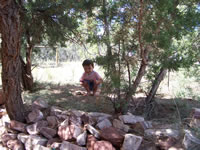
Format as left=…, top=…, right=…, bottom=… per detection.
left=81, top=81, right=90, bottom=95
left=92, top=82, right=99, bottom=96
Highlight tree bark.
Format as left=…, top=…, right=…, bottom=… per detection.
left=126, top=48, right=149, bottom=100
left=21, top=30, right=34, bottom=91
left=0, top=0, right=26, bottom=122
left=145, top=67, right=167, bottom=117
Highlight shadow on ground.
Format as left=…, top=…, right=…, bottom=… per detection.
left=22, top=82, right=114, bottom=114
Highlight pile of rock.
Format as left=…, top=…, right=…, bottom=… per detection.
left=0, top=98, right=148, bottom=150
left=0, top=98, right=198, bottom=150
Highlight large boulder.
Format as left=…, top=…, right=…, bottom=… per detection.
left=100, top=127, right=124, bottom=147
left=60, top=141, right=87, bottom=150
left=122, top=134, right=143, bottom=150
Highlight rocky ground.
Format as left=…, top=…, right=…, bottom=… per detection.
left=0, top=98, right=200, bottom=150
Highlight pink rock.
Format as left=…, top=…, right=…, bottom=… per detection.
left=100, top=127, right=124, bottom=147
left=40, top=127, right=57, bottom=139
left=87, top=135, right=97, bottom=150
left=58, top=124, right=82, bottom=141
left=7, top=139, right=24, bottom=150
left=46, top=116, right=58, bottom=129
left=27, top=109, right=44, bottom=123
left=10, top=120, right=26, bottom=132
left=93, top=141, right=116, bottom=150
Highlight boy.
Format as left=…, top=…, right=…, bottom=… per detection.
left=80, top=59, right=103, bottom=96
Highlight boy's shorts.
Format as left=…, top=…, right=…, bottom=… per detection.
left=84, top=80, right=94, bottom=91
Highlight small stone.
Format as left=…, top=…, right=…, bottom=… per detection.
left=100, top=127, right=124, bottom=147
left=77, top=131, right=87, bottom=146
left=122, top=134, right=143, bottom=150
left=46, top=116, right=58, bottom=129
left=58, top=124, right=82, bottom=140
left=60, top=141, right=87, bottom=150
left=51, top=142, right=61, bottom=149
left=119, top=114, right=144, bottom=124
left=96, top=119, right=112, bottom=130
left=7, top=139, right=24, bottom=150
left=1, top=133, right=17, bottom=146
left=93, top=141, right=116, bottom=150
left=26, top=123, right=39, bottom=135
left=27, top=109, right=44, bottom=123
left=10, top=120, right=26, bottom=132
left=85, top=124, right=100, bottom=139
left=40, top=127, right=57, bottom=139
left=32, top=98, right=49, bottom=110
left=113, top=119, right=130, bottom=133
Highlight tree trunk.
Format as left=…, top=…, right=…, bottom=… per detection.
left=126, top=48, right=149, bottom=100
left=0, top=0, right=26, bottom=122
left=21, top=31, right=34, bottom=91
left=145, top=67, right=167, bottom=118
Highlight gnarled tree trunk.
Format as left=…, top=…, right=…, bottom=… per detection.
left=145, top=67, right=167, bottom=118
left=21, top=32, right=34, bottom=91
left=0, top=0, right=25, bottom=122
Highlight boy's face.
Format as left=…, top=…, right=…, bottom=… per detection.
left=83, top=65, right=93, bottom=73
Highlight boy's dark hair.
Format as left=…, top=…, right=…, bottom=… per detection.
left=82, top=59, right=94, bottom=67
